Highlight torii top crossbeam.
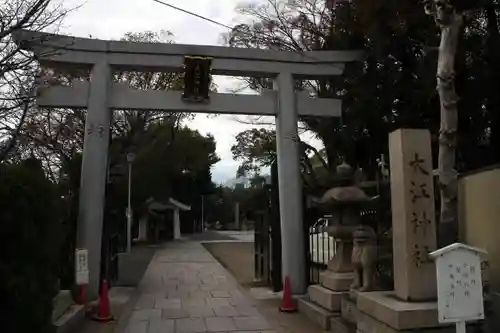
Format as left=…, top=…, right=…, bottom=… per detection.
left=13, top=30, right=361, bottom=78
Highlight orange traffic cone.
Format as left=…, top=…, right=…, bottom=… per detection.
left=92, top=279, right=114, bottom=322
left=279, top=276, right=297, bottom=312
left=78, top=284, right=87, bottom=306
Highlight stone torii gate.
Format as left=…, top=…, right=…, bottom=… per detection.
left=13, top=30, right=360, bottom=299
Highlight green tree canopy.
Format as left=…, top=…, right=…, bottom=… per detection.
left=231, top=128, right=276, bottom=177
left=129, top=122, right=220, bottom=207
left=227, top=0, right=500, bottom=179
left=231, top=127, right=332, bottom=189
left=0, top=158, right=61, bottom=333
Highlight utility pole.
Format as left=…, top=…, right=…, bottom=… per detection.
left=235, top=202, right=240, bottom=230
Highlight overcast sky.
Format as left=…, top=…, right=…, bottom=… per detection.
left=59, top=0, right=322, bottom=183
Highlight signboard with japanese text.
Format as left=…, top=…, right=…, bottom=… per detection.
left=430, top=243, right=486, bottom=324
left=75, top=248, right=89, bottom=285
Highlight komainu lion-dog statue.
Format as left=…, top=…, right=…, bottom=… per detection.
left=350, top=225, right=377, bottom=292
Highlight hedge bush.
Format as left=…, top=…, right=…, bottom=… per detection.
left=0, top=158, right=61, bottom=333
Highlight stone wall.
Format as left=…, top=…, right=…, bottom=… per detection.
left=458, top=165, right=500, bottom=290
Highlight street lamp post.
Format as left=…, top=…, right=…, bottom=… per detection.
left=126, top=153, right=135, bottom=253
left=181, top=168, right=206, bottom=232
left=201, top=195, right=205, bottom=231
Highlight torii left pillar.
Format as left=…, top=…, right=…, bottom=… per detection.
left=274, top=72, right=306, bottom=294
left=77, top=60, right=112, bottom=300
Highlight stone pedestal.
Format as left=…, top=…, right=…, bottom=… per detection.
left=356, top=297, right=454, bottom=333
left=298, top=283, right=348, bottom=330
left=320, top=271, right=354, bottom=292
left=320, top=225, right=356, bottom=292
left=357, top=291, right=441, bottom=330
left=327, top=228, right=354, bottom=273
left=309, top=226, right=355, bottom=317
left=328, top=288, right=361, bottom=333
left=308, top=284, right=344, bottom=311
left=298, top=225, right=357, bottom=330
left=342, top=295, right=359, bottom=323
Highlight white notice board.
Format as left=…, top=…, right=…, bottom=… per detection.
left=430, top=243, right=486, bottom=324
left=75, top=248, right=89, bottom=285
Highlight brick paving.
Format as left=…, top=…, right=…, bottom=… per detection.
left=121, top=240, right=276, bottom=333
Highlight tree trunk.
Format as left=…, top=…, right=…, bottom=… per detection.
left=436, top=13, right=463, bottom=246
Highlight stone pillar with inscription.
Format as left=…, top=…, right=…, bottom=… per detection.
left=390, top=128, right=437, bottom=301
left=355, top=129, right=452, bottom=333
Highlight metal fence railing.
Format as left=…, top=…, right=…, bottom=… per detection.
left=107, top=232, right=122, bottom=285
left=306, top=221, right=336, bottom=285
left=300, top=178, right=395, bottom=287
left=303, top=196, right=391, bottom=286
left=254, top=211, right=271, bottom=285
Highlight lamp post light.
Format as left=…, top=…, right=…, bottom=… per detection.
left=201, top=194, right=205, bottom=231
left=126, top=152, right=135, bottom=253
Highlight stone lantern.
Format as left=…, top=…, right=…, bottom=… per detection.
left=314, top=162, right=378, bottom=292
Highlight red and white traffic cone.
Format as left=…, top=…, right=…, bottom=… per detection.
left=78, top=284, right=87, bottom=306
left=92, top=279, right=114, bottom=322
left=279, top=276, right=297, bottom=312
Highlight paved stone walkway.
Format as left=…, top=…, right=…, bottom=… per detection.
left=122, top=240, right=276, bottom=333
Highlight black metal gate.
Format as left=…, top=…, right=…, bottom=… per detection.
left=253, top=161, right=282, bottom=291
left=303, top=197, right=327, bottom=285
left=269, top=161, right=282, bottom=292
left=254, top=210, right=270, bottom=285
left=100, top=172, right=124, bottom=289
left=254, top=160, right=332, bottom=288
left=100, top=209, right=122, bottom=288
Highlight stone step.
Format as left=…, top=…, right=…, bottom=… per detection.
left=52, top=290, right=73, bottom=322
left=330, top=316, right=357, bottom=333
left=297, top=298, right=336, bottom=330
left=341, top=296, right=359, bottom=325
left=308, top=284, right=344, bottom=312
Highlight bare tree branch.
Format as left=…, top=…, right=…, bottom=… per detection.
left=0, top=97, right=29, bottom=160
left=0, top=0, right=73, bottom=162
